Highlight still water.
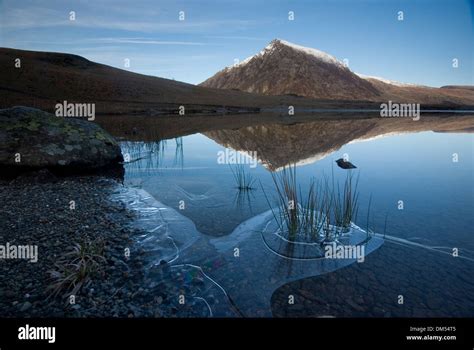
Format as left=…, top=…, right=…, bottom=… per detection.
left=114, top=116, right=474, bottom=317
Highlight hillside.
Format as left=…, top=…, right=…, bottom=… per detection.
left=1, top=46, right=473, bottom=115
left=201, top=39, right=474, bottom=107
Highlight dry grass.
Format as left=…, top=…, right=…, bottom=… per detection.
left=47, top=236, right=106, bottom=300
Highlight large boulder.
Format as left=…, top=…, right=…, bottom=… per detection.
left=0, top=107, right=123, bottom=176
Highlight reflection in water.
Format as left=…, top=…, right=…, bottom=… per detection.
left=204, top=115, right=474, bottom=170
left=122, top=138, right=184, bottom=176
left=101, top=113, right=474, bottom=171
left=174, top=137, right=184, bottom=167
left=233, top=188, right=256, bottom=214
left=106, top=113, right=474, bottom=317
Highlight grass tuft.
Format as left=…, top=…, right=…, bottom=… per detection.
left=47, top=236, right=106, bottom=300
left=263, top=164, right=363, bottom=243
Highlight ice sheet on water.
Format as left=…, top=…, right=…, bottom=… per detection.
left=112, top=186, right=238, bottom=316
left=204, top=210, right=384, bottom=316
left=379, top=233, right=474, bottom=262
left=112, top=186, right=202, bottom=265
left=113, top=186, right=384, bottom=317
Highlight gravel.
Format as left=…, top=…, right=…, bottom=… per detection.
left=0, top=170, right=210, bottom=317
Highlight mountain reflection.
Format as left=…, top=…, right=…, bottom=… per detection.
left=204, top=115, right=474, bottom=170
left=97, top=113, right=474, bottom=171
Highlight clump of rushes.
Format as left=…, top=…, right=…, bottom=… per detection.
left=47, top=236, right=106, bottom=300
left=264, top=164, right=362, bottom=243
left=300, top=178, right=326, bottom=241
left=269, top=165, right=299, bottom=240
left=333, top=171, right=359, bottom=232
left=320, top=176, right=334, bottom=241
left=230, top=164, right=256, bottom=191
left=263, top=165, right=326, bottom=241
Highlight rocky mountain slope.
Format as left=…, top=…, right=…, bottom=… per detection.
left=201, top=39, right=380, bottom=101
left=201, top=39, right=474, bottom=106
left=1, top=45, right=473, bottom=115
left=0, top=47, right=384, bottom=115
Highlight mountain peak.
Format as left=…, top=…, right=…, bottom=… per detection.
left=268, top=38, right=286, bottom=46
left=229, top=39, right=346, bottom=71
left=200, top=39, right=380, bottom=100
left=265, top=39, right=345, bottom=68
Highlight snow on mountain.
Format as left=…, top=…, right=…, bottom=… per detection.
left=355, top=73, right=419, bottom=87
left=201, top=38, right=379, bottom=100
left=272, top=39, right=345, bottom=67
left=228, top=39, right=346, bottom=70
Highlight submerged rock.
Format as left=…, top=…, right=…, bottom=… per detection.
left=336, top=158, right=357, bottom=169
left=0, top=106, right=123, bottom=176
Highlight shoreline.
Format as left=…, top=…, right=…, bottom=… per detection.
left=0, top=172, right=209, bottom=317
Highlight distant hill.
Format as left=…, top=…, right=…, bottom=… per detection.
left=440, top=86, right=474, bottom=91
left=1, top=46, right=473, bottom=115
left=201, top=39, right=474, bottom=107
left=0, top=47, right=268, bottom=115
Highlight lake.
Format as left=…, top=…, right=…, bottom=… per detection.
left=103, top=114, right=474, bottom=317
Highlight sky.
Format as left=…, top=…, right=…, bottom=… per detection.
left=0, top=0, right=473, bottom=87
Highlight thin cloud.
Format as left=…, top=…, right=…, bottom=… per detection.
left=1, top=6, right=254, bottom=33
left=5, top=38, right=210, bottom=46
left=206, top=35, right=269, bottom=41
left=92, top=38, right=209, bottom=45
